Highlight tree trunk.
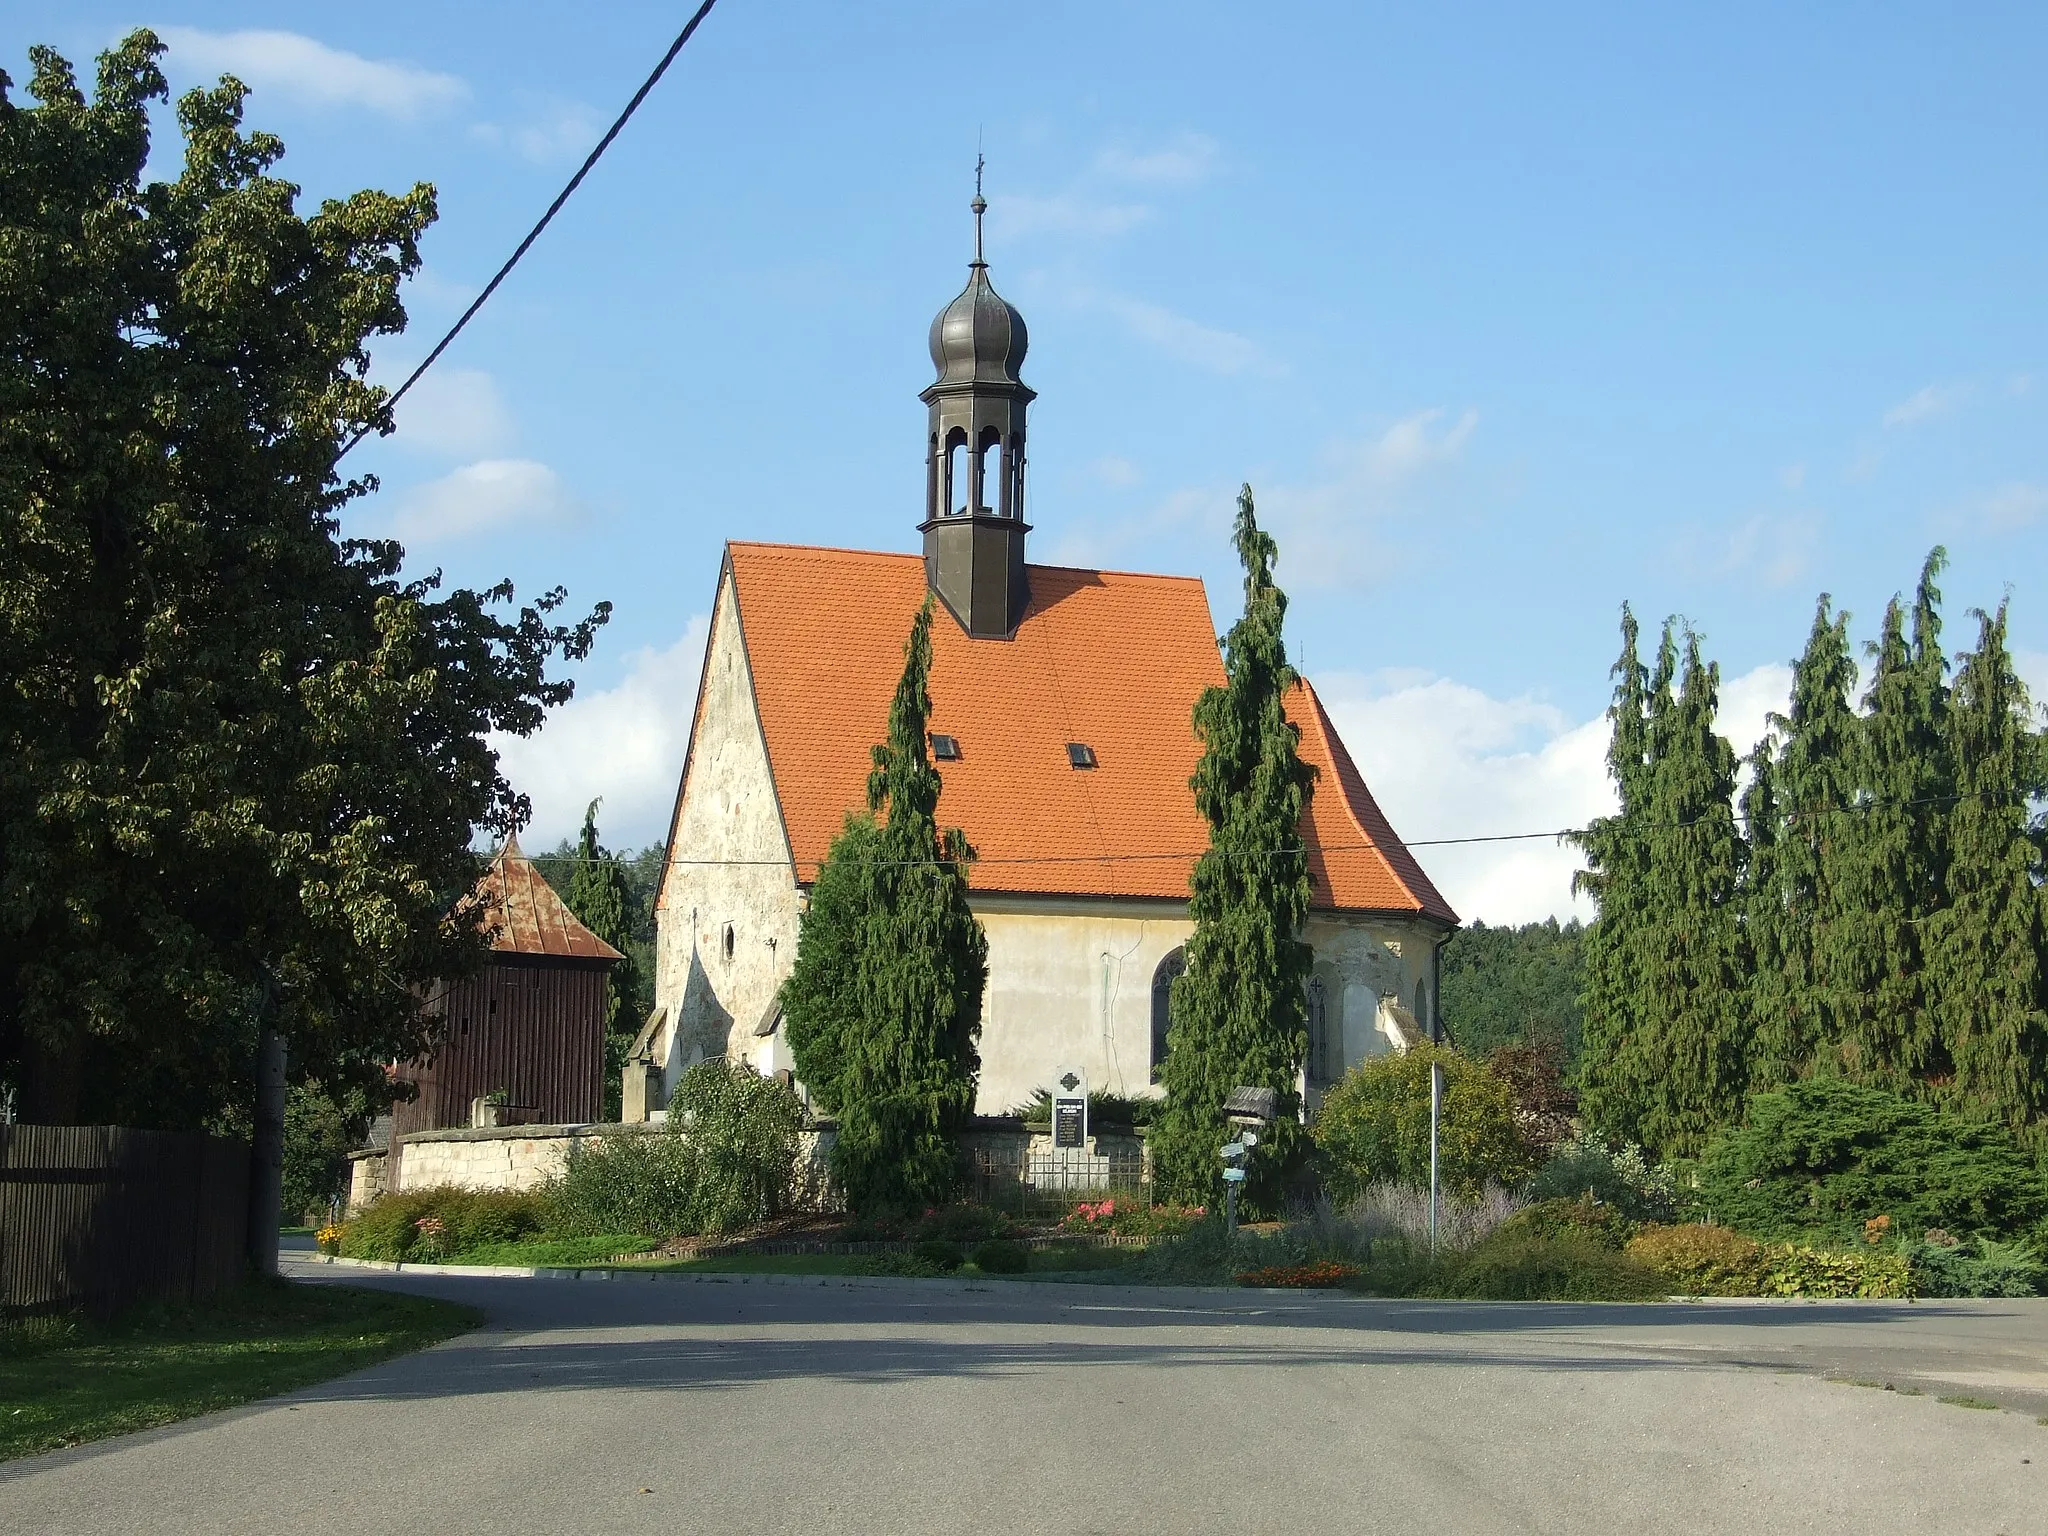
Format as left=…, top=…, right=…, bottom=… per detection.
left=248, top=1027, right=286, bottom=1275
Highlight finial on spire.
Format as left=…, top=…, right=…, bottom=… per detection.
left=971, top=152, right=987, bottom=265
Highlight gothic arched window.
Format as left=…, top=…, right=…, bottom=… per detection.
left=1306, top=976, right=1331, bottom=1086
left=1150, top=947, right=1186, bottom=1083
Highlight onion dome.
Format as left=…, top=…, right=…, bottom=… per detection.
left=928, top=192, right=1029, bottom=387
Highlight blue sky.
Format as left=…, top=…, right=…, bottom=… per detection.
left=13, top=3, right=2047, bottom=919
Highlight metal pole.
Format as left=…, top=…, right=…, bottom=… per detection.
left=1428, top=1059, right=1443, bottom=1256
left=249, top=1027, right=286, bottom=1278
left=1225, top=1172, right=1237, bottom=1235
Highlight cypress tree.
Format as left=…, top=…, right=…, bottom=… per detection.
left=1835, top=551, right=1953, bottom=1088
left=780, top=597, right=987, bottom=1212
left=1923, top=602, right=2048, bottom=1132
left=565, top=800, right=638, bottom=1038
left=564, top=801, right=642, bottom=1119
left=1572, top=607, right=1656, bottom=1144
left=1756, top=597, right=1861, bottom=1081
left=1740, top=729, right=1793, bottom=1082
left=1630, top=626, right=1750, bottom=1155
left=1151, top=486, right=1317, bottom=1211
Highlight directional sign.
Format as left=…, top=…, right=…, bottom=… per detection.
left=1221, top=1167, right=1247, bottom=1183
left=1219, top=1142, right=1246, bottom=1160
left=1240, top=1132, right=1259, bottom=1149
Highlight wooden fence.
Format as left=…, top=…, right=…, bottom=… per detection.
left=0, top=1125, right=249, bottom=1317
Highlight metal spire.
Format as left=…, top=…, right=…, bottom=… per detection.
left=972, top=153, right=987, bottom=266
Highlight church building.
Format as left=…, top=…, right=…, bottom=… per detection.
left=648, top=192, right=1457, bottom=1118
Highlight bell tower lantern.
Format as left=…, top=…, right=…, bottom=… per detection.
left=919, top=167, right=1035, bottom=639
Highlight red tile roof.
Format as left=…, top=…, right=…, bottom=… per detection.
left=712, top=542, right=1456, bottom=922
left=475, top=834, right=625, bottom=962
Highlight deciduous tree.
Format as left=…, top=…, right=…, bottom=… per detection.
left=0, top=34, right=604, bottom=1127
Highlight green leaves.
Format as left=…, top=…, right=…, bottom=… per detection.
left=1151, top=486, right=1317, bottom=1210
left=0, top=33, right=603, bottom=1126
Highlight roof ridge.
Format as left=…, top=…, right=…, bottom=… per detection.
left=725, top=540, right=1208, bottom=588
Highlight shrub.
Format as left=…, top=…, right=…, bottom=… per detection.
left=1426, top=1233, right=1665, bottom=1301
left=1287, top=1183, right=1521, bottom=1264
left=1527, top=1133, right=1677, bottom=1223
left=1626, top=1224, right=1765, bottom=1295
left=1905, top=1237, right=2044, bottom=1298
left=1313, top=1044, right=1537, bottom=1203
left=916, top=1204, right=1015, bottom=1243
left=1499, top=1196, right=1636, bottom=1252
left=545, top=1128, right=698, bottom=1239
left=1754, top=1242, right=1910, bottom=1299
left=670, top=1059, right=806, bottom=1233
left=1012, top=1090, right=1160, bottom=1129
left=1693, top=1078, right=2048, bottom=1244
left=545, top=1060, right=806, bottom=1239
left=339, top=1187, right=547, bottom=1261
left=912, top=1238, right=964, bottom=1271
left=971, top=1239, right=1029, bottom=1274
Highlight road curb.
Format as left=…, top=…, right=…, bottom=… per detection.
left=291, top=1252, right=1295, bottom=1302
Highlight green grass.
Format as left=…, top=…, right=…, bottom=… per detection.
left=0, top=1280, right=478, bottom=1462
left=446, top=1235, right=656, bottom=1267
left=1938, top=1394, right=2002, bottom=1411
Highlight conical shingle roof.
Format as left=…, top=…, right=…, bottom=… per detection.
left=473, top=833, right=625, bottom=962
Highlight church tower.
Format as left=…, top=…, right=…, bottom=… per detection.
left=919, top=171, right=1034, bottom=639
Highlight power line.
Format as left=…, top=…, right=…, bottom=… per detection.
left=337, top=1, right=724, bottom=462
left=503, top=786, right=2037, bottom=872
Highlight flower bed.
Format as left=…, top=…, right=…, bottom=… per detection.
left=1236, top=1260, right=1361, bottom=1289
left=1058, top=1198, right=1205, bottom=1238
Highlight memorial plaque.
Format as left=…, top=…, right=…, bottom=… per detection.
left=1051, top=1065, right=1088, bottom=1150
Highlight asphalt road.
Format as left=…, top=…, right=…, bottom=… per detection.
left=5, top=1261, right=2047, bottom=1535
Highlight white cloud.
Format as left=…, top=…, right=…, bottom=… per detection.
left=1716, top=511, right=1818, bottom=588
left=1258, top=410, right=1478, bottom=589
left=1315, top=660, right=1792, bottom=925
left=391, top=368, right=512, bottom=458
left=1090, top=291, right=1278, bottom=376
left=1094, top=133, right=1220, bottom=187
left=1088, top=455, right=1142, bottom=488
left=1882, top=381, right=1973, bottom=430
left=472, top=102, right=604, bottom=166
left=1982, top=482, right=2048, bottom=533
left=494, top=619, right=712, bottom=850
left=390, top=459, right=574, bottom=544
left=158, top=28, right=467, bottom=121
left=993, top=196, right=1152, bottom=241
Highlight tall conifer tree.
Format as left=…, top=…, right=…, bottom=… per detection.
left=1631, top=627, right=1750, bottom=1155
left=780, top=598, right=987, bottom=1212
left=1151, top=486, right=1317, bottom=1210
left=1754, top=597, right=1860, bottom=1081
left=1923, top=602, right=2048, bottom=1131
left=1836, top=551, right=1953, bottom=1087
left=1573, top=607, right=1655, bottom=1143
left=1740, top=731, right=1792, bottom=1080
left=565, top=800, right=637, bottom=1037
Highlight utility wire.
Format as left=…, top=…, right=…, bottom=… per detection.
left=337, top=0, right=723, bottom=462
left=503, top=787, right=2040, bottom=871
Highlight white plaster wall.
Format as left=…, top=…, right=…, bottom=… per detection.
left=654, top=569, right=803, bottom=1094
left=973, top=896, right=1192, bottom=1113
left=972, top=901, right=1444, bottom=1114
